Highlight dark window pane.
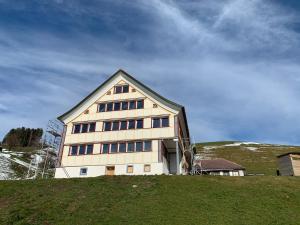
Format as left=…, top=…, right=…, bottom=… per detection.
left=112, top=121, right=120, bottom=131
left=129, top=101, right=136, bottom=109
left=71, top=146, right=78, bottom=155
left=99, top=104, right=106, bottom=112
left=119, top=143, right=126, bottom=153
left=115, top=86, right=122, bottom=94
left=137, top=100, right=144, bottom=109
left=86, top=144, right=93, bottom=154
left=107, top=102, right=113, bottom=111
left=127, top=142, right=135, bottom=152
left=80, top=168, right=87, bottom=175
left=111, top=143, right=118, bottom=153
left=144, top=141, right=152, bottom=151
left=162, top=117, right=169, bottom=127
left=128, top=120, right=135, bottom=129
left=122, top=85, right=129, bottom=93
left=121, top=101, right=128, bottom=110
left=114, top=102, right=120, bottom=111
left=104, top=122, right=111, bottom=131
left=74, top=124, right=81, bottom=133
left=81, top=124, right=88, bottom=133
left=120, top=121, right=127, bottom=130
left=79, top=145, right=85, bottom=155
left=89, top=123, right=96, bottom=132
left=152, top=118, right=161, bottom=128
left=136, top=142, right=143, bottom=152
left=136, top=119, right=143, bottom=129
left=102, top=144, right=109, bottom=154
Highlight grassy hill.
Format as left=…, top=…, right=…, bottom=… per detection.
left=196, top=141, right=300, bottom=175
left=0, top=176, right=300, bottom=225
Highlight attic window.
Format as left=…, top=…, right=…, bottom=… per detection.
left=84, top=110, right=89, bottom=114
left=114, top=85, right=129, bottom=94
left=153, top=104, right=158, bottom=108
left=107, top=91, right=111, bottom=95
left=132, top=88, right=136, bottom=92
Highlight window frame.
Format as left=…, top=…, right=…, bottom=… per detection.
left=102, top=143, right=110, bottom=154
left=98, top=103, right=106, bottom=112
left=136, top=99, right=144, bottom=109
left=80, top=168, right=88, bottom=176
left=110, top=143, right=118, bottom=153
left=144, top=164, right=151, bottom=172
left=104, top=121, right=112, bottom=131
left=127, top=165, right=133, bottom=173
left=136, top=119, right=143, bottom=129
left=86, top=144, right=94, bottom=155
left=119, top=143, right=127, bottom=153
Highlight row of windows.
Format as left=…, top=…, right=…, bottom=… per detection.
left=79, top=164, right=151, bottom=175
left=102, top=141, right=152, bottom=153
left=103, top=119, right=143, bottom=131
left=73, top=123, right=96, bottom=133
left=70, top=144, right=94, bottom=155
left=98, top=99, right=144, bottom=112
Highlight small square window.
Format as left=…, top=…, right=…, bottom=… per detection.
left=80, top=168, right=88, bottom=175
left=112, top=121, right=120, bottom=131
left=79, top=145, right=85, bottom=155
left=102, top=144, right=110, bottom=154
left=74, top=124, right=81, bottom=133
left=71, top=146, right=78, bottom=155
left=122, top=85, right=129, bottom=93
left=136, top=142, right=143, bottom=152
left=81, top=124, right=88, bottom=133
left=129, top=101, right=136, bottom=110
left=120, top=121, right=127, bottom=130
left=119, top=143, right=126, bottom=153
left=107, top=102, right=113, bottom=111
left=104, top=122, right=112, bottom=131
left=137, top=100, right=144, bottom=109
left=127, top=142, right=135, bottom=152
left=115, top=86, right=122, bottom=94
left=86, top=144, right=93, bottom=154
left=162, top=117, right=169, bottom=127
left=89, top=123, right=96, bottom=132
left=114, top=102, right=121, bottom=111
left=99, top=104, right=106, bottom=112
left=121, top=101, right=128, bottom=110
left=111, top=143, right=118, bottom=153
left=127, top=165, right=133, bottom=173
left=152, top=118, right=161, bottom=128
left=128, top=120, right=135, bottom=129
left=136, top=119, right=143, bottom=129
left=144, top=164, right=151, bottom=172
left=144, top=141, right=152, bottom=151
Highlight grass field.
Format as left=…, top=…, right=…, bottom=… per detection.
left=0, top=176, right=300, bottom=225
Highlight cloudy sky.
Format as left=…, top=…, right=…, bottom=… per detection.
left=0, top=0, right=300, bottom=144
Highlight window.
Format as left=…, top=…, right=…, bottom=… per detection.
left=112, top=121, right=120, bottom=131
left=119, top=143, right=126, bottom=153
left=102, top=144, right=109, bottom=154
left=111, top=143, right=118, bottom=153
left=104, top=122, right=112, bottom=131
left=120, top=121, right=127, bottom=130
left=81, top=124, right=88, bottom=133
left=121, top=101, right=128, bottom=110
left=89, top=123, right=96, bottom=132
left=107, top=102, right=113, bottom=111
left=71, top=146, right=78, bottom=155
left=99, top=104, right=106, bottom=112
left=129, top=101, right=136, bottom=109
left=123, top=85, right=129, bottom=93
left=136, top=142, right=143, bottom=152
left=79, top=145, right=85, bottom=155
left=74, top=124, right=81, bottom=133
left=152, top=118, right=160, bottom=128
left=162, top=117, right=169, bottom=127
left=128, top=120, right=135, bottom=129
left=137, top=100, right=144, bottom=109
left=144, top=164, right=151, bottom=172
left=80, top=168, right=88, bottom=175
left=136, top=119, right=143, bottom=129
left=144, top=141, right=152, bottom=151
left=114, top=102, right=121, bottom=111
left=127, top=165, right=133, bottom=173
left=86, top=144, right=93, bottom=154
left=127, top=142, right=135, bottom=152
left=115, top=86, right=122, bottom=94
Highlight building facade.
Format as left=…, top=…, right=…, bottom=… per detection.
left=277, top=152, right=300, bottom=176
left=55, top=70, right=192, bottom=178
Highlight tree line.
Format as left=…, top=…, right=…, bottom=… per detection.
left=2, top=127, right=43, bottom=150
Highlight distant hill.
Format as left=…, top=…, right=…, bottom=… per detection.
left=195, top=141, right=300, bottom=175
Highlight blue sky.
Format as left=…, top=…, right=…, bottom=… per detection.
left=1, top=0, right=300, bottom=144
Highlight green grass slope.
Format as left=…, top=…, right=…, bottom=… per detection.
left=1, top=176, right=300, bottom=225
left=196, top=141, right=300, bottom=175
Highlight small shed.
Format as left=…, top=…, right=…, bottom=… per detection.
left=277, top=152, right=300, bottom=176
left=194, top=158, right=245, bottom=176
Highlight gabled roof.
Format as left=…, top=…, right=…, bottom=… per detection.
left=194, top=158, right=245, bottom=171
left=57, top=69, right=190, bottom=138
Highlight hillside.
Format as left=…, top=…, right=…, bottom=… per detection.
left=196, top=141, right=300, bottom=175
left=0, top=176, right=299, bottom=225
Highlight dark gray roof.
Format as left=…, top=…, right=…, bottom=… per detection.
left=277, top=152, right=300, bottom=158
left=194, top=158, right=245, bottom=171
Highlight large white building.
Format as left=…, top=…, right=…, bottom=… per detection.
left=55, top=69, right=193, bottom=178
